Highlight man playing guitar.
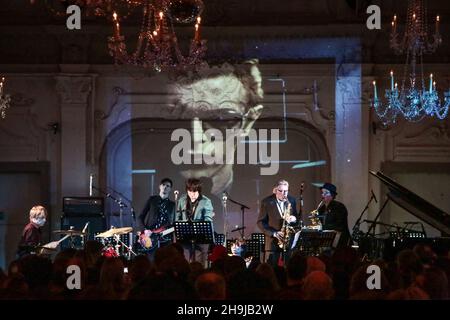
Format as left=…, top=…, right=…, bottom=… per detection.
left=136, top=178, right=176, bottom=261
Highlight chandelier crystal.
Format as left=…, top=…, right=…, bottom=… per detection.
left=372, top=0, right=450, bottom=125
left=0, top=77, right=11, bottom=119
left=108, top=0, right=207, bottom=72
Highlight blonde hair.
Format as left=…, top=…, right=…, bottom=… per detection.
left=272, top=180, right=289, bottom=194
left=29, top=205, right=47, bottom=220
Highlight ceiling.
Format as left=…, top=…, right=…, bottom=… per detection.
left=0, top=1, right=450, bottom=65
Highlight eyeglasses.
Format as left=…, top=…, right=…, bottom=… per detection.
left=276, top=189, right=288, bottom=193
left=321, top=190, right=332, bottom=196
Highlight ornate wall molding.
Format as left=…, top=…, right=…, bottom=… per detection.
left=55, top=76, right=93, bottom=104
left=390, top=122, right=450, bottom=162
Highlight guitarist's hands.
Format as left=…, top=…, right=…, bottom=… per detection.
left=139, top=230, right=153, bottom=248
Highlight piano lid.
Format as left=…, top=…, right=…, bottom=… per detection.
left=370, top=171, right=450, bottom=236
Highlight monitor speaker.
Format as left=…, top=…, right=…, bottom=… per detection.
left=63, top=197, right=104, bottom=217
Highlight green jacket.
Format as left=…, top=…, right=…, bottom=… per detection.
left=176, top=194, right=214, bottom=222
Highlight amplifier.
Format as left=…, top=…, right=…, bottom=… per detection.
left=63, top=197, right=104, bottom=217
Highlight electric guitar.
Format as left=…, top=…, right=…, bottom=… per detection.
left=138, top=226, right=175, bottom=251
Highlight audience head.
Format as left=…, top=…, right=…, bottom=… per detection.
left=302, top=271, right=334, bottom=300
left=195, top=272, right=226, bottom=300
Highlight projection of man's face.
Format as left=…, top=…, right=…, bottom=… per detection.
left=171, top=63, right=264, bottom=195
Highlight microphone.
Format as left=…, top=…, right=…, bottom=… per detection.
left=371, top=189, right=378, bottom=203
left=89, top=173, right=93, bottom=197
left=222, top=192, right=228, bottom=205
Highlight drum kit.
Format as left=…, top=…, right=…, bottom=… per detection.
left=95, top=227, right=136, bottom=259
left=49, top=225, right=136, bottom=259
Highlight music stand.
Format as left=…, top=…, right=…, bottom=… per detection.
left=175, top=221, right=215, bottom=262
left=245, top=240, right=261, bottom=260
left=251, top=233, right=265, bottom=260
left=215, top=233, right=225, bottom=246
left=292, top=230, right=337, bottom=256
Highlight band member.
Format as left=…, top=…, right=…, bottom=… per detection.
left=137, top=178, right=175, bottom=260
left=317, top=183, right=351, bottom=247
left=17, top=205, right=48, bottom=258
left=176, top=178, right=214, bottom=267
left=257, top=180, right=298, bottom=266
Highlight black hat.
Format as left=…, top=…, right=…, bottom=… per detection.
left=320, top=183, right=337, bottom=196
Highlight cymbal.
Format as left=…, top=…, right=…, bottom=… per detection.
left=95, top=227, right=133, bottom=238
left=53, top=229, right=86, bottom=236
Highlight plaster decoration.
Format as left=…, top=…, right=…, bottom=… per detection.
left=392, top=122, right=450, bottom=162
left=0, top=106, right=44, bottom=161
left=9, top=93, right=35, bottom=108
left=55, top=76, right=93, bottom=104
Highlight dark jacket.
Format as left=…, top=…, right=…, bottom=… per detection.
left=137, top=195, right=175, bottom=232
left=17, top=222, right=42, bottom=257
left=319, top=200, right=351, bottom=247
left=257, top=194, right=298, bottom=251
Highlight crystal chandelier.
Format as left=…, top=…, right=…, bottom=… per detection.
left=108, top=0, right=207, bottom=72
left=0, top=77, right=11, bottom=119
left=372, top=0, right=450, bottom=125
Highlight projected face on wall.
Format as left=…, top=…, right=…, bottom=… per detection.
left=168, top=59, right=265, bottom=196
left=107, top=59, right=329, bottom=236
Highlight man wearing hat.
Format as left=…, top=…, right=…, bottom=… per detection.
left=318, top=183, right=351, bottom=247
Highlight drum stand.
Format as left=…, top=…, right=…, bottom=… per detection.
left=113, top=234, right=137, bottom=260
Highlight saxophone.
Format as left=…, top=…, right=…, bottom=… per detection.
left=308, top=201, right=323, bottom=230
left=278, top=201, right=293, bottom=251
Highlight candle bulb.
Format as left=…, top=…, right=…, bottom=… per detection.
left=436, top=15, right=440, bottom=33
left=195, top=24, right=199, bottom=42
left=433, top=81, right=436, bottom=91
left=373, top=81, right=378, bottom=100
left=390, top=70, right=394, bottom=91
left=158, top=11, right=164, bottom=37
left=429, top=74, right=433, bottom=93
left=395, top=82, right=398, bottom=90
left=195, top=16, right=201, bottom=43
left=112, top=12, right=120, bottom=39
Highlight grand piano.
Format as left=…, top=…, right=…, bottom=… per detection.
left=357, top=171, right=450, bottom=260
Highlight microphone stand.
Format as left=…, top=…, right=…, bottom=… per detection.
left=226, top=195, right=250, bottom=239
left=113, top=234, right=137, bottom=260
left=93, top=186, right=128, bottom=228
left=222, top=195, right=228, bottom=245
left=111, top=189, right=136, bottom=222
left=351, top=192, right=377, bottom=242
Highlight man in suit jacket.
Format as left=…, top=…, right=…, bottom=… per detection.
left=257, top=180, right=299, bottom=266
left=176, top=178, right=214, bottom=267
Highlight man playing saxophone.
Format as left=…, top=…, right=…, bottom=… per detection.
left=257, top=180, right=299, bottom=266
